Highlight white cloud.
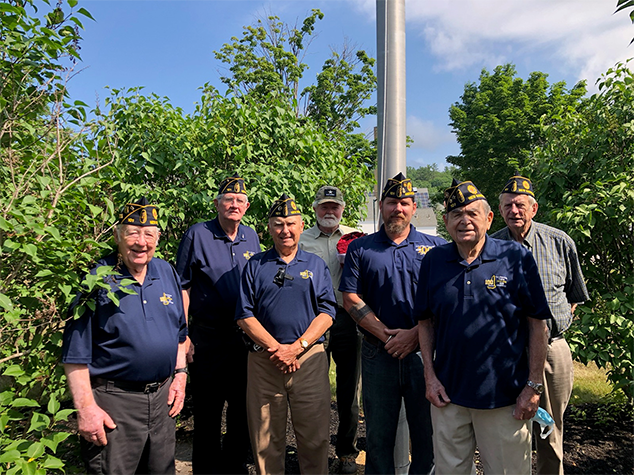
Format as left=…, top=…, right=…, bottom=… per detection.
left=407, top=115, right=454, bottom=151
left=347, top=0, right=633, bottom=87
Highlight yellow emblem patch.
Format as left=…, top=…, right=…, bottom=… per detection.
left=140, top=209, right=147, bottom=224
left=485, top=275, right=508, bottom=290
left=159, top=293, right=173, bottom=305
left=416, top=245, right=431, bottom=255
left=300, top=270, right=313, bottom=279
left=243, top=250, right=255, bottom=260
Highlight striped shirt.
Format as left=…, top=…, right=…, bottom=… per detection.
left=491, top=221, right=589, bottom=337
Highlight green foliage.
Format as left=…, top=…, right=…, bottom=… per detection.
left=407, top=164, right=456, bottom=202
left=215, top=10, right=324, bottom=102
left=615, top=0, right=634, bottom=44
left=0, top=4, right=375, bottom=472
left=532, top=60, right=634, bottom=400
left=214, top=10, right=377, bottom=162
left=447, top=64, right=586, bottom=230
left=99, top=86, right=373, bottom=255
left=0, top=1, right=114, bottom=473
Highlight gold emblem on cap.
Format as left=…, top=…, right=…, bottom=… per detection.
left=140, top=210, right=147, bottom=224
left=467, top=185, right=477, bottom=194
left=522, top=180, right=530, bottom=189
left=291, top=201, right=297, bottom=210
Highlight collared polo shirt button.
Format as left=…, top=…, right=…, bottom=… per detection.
left=143, top=300, right=147, bottom=304
left=467, top=281, right=471, bottom=285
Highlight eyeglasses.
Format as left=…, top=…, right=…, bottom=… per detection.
left=123, top=230, right=160, bottom=243
left=220, top=196, right=248, bottom=206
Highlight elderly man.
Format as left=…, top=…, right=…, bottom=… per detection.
left=415, top=180, right=551, bottom=475
left=340, top=173, right=445, bottom=475
left=62, top=197, right=188, bottom=474
left=492, top=176, right=589, bottom=475
left=299, top=185, right=361, bottom=474
left=175, top=174, right=260, bottom=474
left=236, top=193, right=336, bottom=475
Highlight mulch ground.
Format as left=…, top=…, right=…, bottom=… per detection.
left=173, top=392, right=633, bottom=475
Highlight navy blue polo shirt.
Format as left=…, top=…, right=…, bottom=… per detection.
left=176, top=218, right=261, bottom=329
left=339, top=224, right=446, bottom=332
left=62, top=253, right=188, bottom=382
left=235, top=248, right=336, bottom=344
left=414, top=236, right=552, bottom=409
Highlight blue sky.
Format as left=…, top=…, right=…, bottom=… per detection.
left=67, top=0, right=633, bottom=168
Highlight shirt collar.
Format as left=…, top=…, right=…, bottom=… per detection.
left=522, top=221, right=537, bottom=249
left=210, top=217, right=245, bottom=242
left=447, top=235, right=496, bottom=264
left=264, top=246, right=308, bottom=264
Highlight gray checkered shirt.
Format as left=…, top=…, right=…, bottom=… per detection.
left=492, top=221, right=589, bottom=337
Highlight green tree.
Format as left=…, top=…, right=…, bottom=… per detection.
left=531, top=61, right=634, bottom=399
left=447, top=64, right=586, bottom=230
left=0, top=1, right=118, bottom=473
left=214, top=10, right=377, bottom=166
left=98, top=86, right=373, bottom=256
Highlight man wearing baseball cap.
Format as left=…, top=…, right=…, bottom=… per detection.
left=299, top=185, right=362, bottom=473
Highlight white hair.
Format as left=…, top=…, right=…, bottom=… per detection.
left=498, top=193, right=536, bottom=206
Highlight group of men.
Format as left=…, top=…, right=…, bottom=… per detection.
left=62, top=170, right=587, bottom=475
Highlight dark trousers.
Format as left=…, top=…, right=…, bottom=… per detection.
left=326, top=307, right=362, bottom=457
left=190, top=325, right=250, bottom=474
left=81, top=379, right=175, bottom=474
left=361, top=340, right=434, bottom=475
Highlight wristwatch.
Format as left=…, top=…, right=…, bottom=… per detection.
left=174, top=367, right=188, bottom=376
left=527, top=380, right=544, bottom=394
left=299, top=339, right=309, bottom=350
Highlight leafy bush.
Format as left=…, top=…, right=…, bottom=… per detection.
left=533, top=61, right=634, bottom=400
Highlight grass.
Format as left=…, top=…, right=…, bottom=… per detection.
left=570, top=360, right=614, bottom=405
left=330, top=357, right=616, bottom=405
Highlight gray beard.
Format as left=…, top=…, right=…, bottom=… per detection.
left=317, top=216, right=340, bottom=229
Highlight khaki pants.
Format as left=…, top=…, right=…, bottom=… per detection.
left=535, top=337, right=574, bottom=475
left=247, top=344, right=330, bottom=475
left=431, top=403, right=531, bottom=475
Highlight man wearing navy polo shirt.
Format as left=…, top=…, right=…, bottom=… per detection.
left=236, top=194, right=336, bottom=475
left=176, top=174, right=260, bottom=474
left=416, top=180, right=551, bottom=475
left=340, top=172, right=445, bottom=475
left=63, top=198, right=188, bottom=474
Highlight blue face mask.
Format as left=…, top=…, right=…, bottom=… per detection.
left=531, top=407, right=555, bottom=439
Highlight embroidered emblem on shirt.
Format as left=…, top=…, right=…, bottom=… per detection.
left=243, top=250, right=255, bottom=260
left=485, top=275, right=508, bottom=289
left=416, top=245, right=432, bottom=255
left=300, top=270, right=313, bottom=279
left=160, top=293, right=174, bottom=305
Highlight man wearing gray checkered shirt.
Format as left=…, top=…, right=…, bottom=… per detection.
left=492, top=176, right=589, bottom=475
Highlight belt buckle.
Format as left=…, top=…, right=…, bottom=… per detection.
left=144, top=382, right=160, bottom=393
